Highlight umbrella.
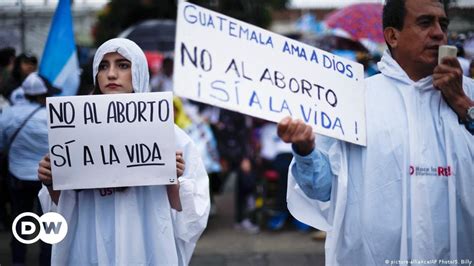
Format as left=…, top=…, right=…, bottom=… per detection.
left=118, top=19, right=176, bottom=52
left=324, top=3, right=384, bottom=53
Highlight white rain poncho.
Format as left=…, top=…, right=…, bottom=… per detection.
left=39, top=38, right=210, bottom=265
left=287, top=50, right=474, bottom=265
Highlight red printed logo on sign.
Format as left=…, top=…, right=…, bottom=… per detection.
left=409, top=165, right=452, bottom=177
left=437, top=166, right=451, bottom=176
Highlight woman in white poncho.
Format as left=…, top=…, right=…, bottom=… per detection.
left=37, top=38, right=210, bottom=265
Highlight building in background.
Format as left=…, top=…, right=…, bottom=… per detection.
left=0, top=0, right=105, bottom=60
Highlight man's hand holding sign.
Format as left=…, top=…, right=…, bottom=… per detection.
left=173, top=2, right=367, bottom=146
left=277, top=117, right=315, bottom=156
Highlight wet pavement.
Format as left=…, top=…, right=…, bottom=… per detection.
left=0, top=177, right=325, bottom=266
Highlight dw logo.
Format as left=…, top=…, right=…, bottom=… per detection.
left=12, top=212, right=68, bottom=244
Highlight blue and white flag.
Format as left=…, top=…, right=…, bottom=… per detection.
left=39, top=0, right=80, bottom=96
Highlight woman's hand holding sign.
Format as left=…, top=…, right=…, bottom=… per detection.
left=167, top=150, right=185, bottom=211
left=38, top=154, right=61, bottom=204
left=38, top=154, right=52, bottom=185
left=176, top=150, right=185, bottom=177
left=38, top=150, right=186, bottom=210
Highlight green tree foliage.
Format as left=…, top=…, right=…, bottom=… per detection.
left=93, top=0, right=288, bottom=46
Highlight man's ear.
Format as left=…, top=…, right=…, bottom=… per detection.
left=384, top=27, right=399, bottom=49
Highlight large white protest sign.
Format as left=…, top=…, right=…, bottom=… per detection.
left=174, top=3, right=367, bottom=146
left=46, top=92, right=176, bottom=190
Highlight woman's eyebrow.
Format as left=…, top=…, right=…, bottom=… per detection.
left=115, top=59, right=131, bottom=63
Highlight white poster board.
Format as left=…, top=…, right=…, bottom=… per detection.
left=46, top=92, right=176, bottom=190
left=174, top=2, right=367, bottom=146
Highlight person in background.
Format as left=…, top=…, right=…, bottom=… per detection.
left=356, top=51, right=379, bottom=77
left=2, top=53, right=37, bottom=103
left=173, top=96, right=222, bottom=216
left=213, top=110, right=259, bottom=234
left=151, top=56, right=174, bottom=92
left=277, top=0, right=474, bottom=265
left=456, top=45, right=470, bottom=76
left=0, top=72, right=60, bottom=266
left=0, top=47, right=16, bottom=98
left=259, top=122, right=310, bottom=232
left=469, top=59, right=474, bottom=79
left=0, top=46, right=16, bottom=231
left=37, top=38, right=210, bottom=265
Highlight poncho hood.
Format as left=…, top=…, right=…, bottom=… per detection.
left=377, top=49, right=434, bottom=90
left=93, top=38, right=150, bottom=93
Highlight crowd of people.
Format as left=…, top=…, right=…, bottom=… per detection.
left=279, top=0, right=473, bottom=265
left=0, top=0, right=473, bottom=265
left=0, top=38, right=309, bottom=265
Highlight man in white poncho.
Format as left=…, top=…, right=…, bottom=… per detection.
left=37, top=38, right=210, bottom=265
left=277, top=0, right=474, bottom=265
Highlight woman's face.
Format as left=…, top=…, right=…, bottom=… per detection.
left=97, top=52, right=133, bottom=94
left=20, top=61, right=37, bottom=79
